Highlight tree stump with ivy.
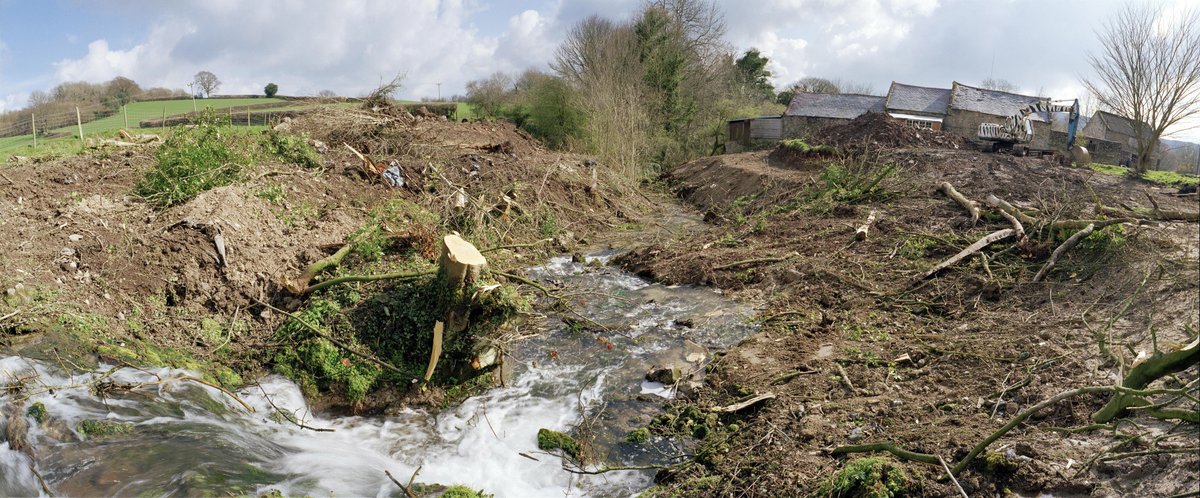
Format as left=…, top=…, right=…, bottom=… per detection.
left=425, top=234, right=490, bottom=381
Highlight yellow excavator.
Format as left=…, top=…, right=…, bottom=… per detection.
left=978, top=98, right=1091, bottom=165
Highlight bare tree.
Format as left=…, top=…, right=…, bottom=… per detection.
left=193, top=71, right=221, bottom=98
left=979, top=77, right=1019, bottom=93
left=26, top=90, right=51, bottom=107
left=1083, top=4, right=1200, bottom=174
left=317, top=89, right=338, bottom=98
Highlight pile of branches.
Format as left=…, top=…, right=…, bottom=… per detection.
left=916, top=182, right=1196, bottom=285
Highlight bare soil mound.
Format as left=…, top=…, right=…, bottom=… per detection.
left=0, top=104, right=663, bottom=411
left=816, top=111, right=972, bottom=150
left=625, top=143, right=1200, bottom=496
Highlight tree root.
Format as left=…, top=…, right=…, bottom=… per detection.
left=253, top=298, right=407, bottom=376
left=287, top=243, right=353, bottom=294
left=941, top=182, right=980, bottom=225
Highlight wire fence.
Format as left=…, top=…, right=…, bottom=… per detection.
left=0, top=100, right=320, bottom=153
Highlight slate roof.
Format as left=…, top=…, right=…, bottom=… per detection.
left=786, top=92, right=885, bottom=119
left=949, top=82, right=1049, bottom=122
left=884, top=82, right=950, bottom=116
left=1092, top=111, right=1142, bottom=138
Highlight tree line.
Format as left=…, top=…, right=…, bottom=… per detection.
left=462, top=0, right=875, bottom=178
left=0, top=77, right=189, bottom=137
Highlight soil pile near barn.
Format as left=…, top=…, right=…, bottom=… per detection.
left=817, top=111, right=972, bottom=149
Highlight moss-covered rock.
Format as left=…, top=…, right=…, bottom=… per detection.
left=26, top=402, right=47, bottom=425
left=537, top=428, right=580, bottom=458
left=76, top=419, right=133, bottom=440
left=441, top=485, right=492, bottom=498
left=625, top=427, right=651, bottom=444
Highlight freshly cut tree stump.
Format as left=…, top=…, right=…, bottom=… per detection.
left=441, top=234, right=487, bottom=299
left=425, top=234, right=490, bottom=381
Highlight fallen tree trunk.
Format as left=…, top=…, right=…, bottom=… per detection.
left=984, top=194, right=1037, bottom=225
left=914, top=228, right=1014, bottom=282
left=1096, top=204, right=1199, bottom=223
left=940, top=182, right=980, bottom=225
left=855, top=210, right=878, bottom=241
left=1032, top=223, right=1094, bottom=282
left=1092, top=337, right=1200, bottom=423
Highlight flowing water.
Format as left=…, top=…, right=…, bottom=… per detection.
left=0, top=256, right=756, bottom=497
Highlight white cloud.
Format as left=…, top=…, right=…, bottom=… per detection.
left=47, top=0, right=557, bottom=98
left=1, top=92, right=26, bottom=114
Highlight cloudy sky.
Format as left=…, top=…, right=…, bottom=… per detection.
left=0, top=0, right=1196, bottom=139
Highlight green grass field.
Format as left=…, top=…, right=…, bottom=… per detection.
left=1089, top=162, right=1200, bottom=186
left=1, top=98, right=292, bottom=157
left=2, top=98, right=475, bottom=158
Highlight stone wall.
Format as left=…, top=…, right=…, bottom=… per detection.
left=944, top=109, right=1053, bottom=150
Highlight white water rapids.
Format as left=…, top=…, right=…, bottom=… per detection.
left=0, top=256, right=756, bottom=497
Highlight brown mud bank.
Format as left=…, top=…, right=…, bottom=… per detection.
left=0, top=104, right=673, bottom=414
left=620, top=116, right=1199, bottom=496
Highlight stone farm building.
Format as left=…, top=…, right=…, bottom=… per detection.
left=729, top=80, right=1132, bottom=160
left=1080, top=111, right=1150, bottom=165
left=780, top=92, right=884, bottom=139
left=883, top=82, right=950, bottom=130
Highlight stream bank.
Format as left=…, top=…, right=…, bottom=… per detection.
left=1, top=254, right=755, bottom=497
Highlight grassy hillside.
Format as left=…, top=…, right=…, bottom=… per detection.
left=1, top=98, right=289, bottom=156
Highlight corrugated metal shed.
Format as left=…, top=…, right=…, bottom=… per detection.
left=749, top=116, right=782, bottom=140
left=785, top=93, right=885, bottom=119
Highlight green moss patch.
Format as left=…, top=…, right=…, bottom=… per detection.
left=537, top=428, right=580, bottom=458
left=822, top=457, right=914, bottom=498
left=26, top=402, right=47, bottom=425
left=76, top=419, right=133, bottom=440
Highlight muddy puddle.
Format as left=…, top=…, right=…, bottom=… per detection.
left=0, top=255, right=756, bottom=497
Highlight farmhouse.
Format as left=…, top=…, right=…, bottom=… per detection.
left=730, top=78, right=1153, bottom=162
left=1080, top=110, right=1156, bottom=165
left=883, top=82, right=950, bottom=130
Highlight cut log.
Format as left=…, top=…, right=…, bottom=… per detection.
left=1092, top=337, right=1200, bottom=423
left=1097, top=204, right=1199, bottom=223
left=855, top=210, right=878, bottom=241
left=940, top=182, right=980, bottom=225
left=1032, top=223, right=1094, bottom=282
left=984, top=195, right=1037, bottom=225
left=914, top=229, right=1014, bottom=282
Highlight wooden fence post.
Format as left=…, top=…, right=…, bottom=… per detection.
left=31, top=114, right=37, bottom=148
left=162, top=108, right=167, bottom=134
left=76, top=107, right=84, bottom=143
left=123, top=105, right=129, bottom=129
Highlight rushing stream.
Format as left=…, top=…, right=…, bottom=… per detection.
left=0, top=256, right=756, bottom=497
